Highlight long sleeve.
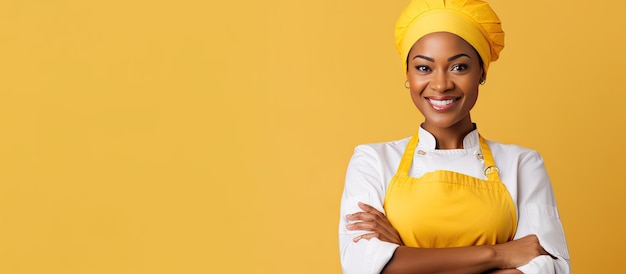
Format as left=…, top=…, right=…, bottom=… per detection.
left=338, top=145, right=399, bottom=274
left=512, top=150, right=570, bottom=273
left=338, top=131, right=571, bottom=273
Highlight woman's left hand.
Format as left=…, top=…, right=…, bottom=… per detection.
left=345, top=202, right=403, bottom=245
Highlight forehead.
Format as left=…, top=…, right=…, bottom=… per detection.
left=409, top=32, right=478, bottom=58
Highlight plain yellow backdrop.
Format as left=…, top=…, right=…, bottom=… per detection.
left=1, top=0, right=624, bottom=273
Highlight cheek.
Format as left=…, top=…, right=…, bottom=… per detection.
left=409, top=89, right=419, bottom=104
left=406, top=76, right=431, bottom=113
left=460, top=77, right=480, bottom=99
left=464, top=88, right=480, bottom=110
left=407, top=77, right=427, bottom=94
left=409, top=88, right=426, bottom=112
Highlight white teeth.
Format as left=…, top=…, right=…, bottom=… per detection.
left=428, top=99, right=454, bottom=106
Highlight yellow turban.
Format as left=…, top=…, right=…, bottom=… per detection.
left=395, top=0, right=504, bottom=73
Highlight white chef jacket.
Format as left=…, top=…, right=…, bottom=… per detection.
left=338, top=127, right=570, bottom=273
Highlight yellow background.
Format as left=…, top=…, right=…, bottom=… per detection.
left=0, top=0, right=624, bottom=273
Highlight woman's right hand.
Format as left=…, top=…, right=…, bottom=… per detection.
left=492, top=234, right=550, bottom=269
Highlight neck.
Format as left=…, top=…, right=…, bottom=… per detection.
left=422, top=120, right=475, bottom=150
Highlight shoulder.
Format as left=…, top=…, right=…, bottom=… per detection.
left=352, top=136, right=411, bottom=160
left=342, top=137, right=411, bottom=202
left=345, top=136, right=411, bottom=185
left=485, top=139, right=555, bottom=203
left=486, top=139, right=545, bottom=165
left=485, top=139, right=550, bottom=189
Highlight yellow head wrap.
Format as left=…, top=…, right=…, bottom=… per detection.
left=395, top=0, right=504, bottom=73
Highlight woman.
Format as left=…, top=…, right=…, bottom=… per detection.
left=338, top=1, right=570, bottom=273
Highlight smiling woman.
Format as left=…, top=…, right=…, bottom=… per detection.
left=338, top=0, right=570, bottom=273
left=407, top=32, right=482, bottom=148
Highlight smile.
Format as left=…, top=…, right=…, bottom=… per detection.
left=426, top=98, right=458, bottom=111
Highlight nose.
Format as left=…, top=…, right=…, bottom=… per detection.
left=429, top=71, right=454, bottom=92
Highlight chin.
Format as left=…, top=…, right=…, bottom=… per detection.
left=423, top=115, right=471, bottom=130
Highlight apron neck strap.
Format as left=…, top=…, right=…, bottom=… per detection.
left=396, top=131, right=420, bottom=176
left=479, top=134, right=501, bottom=181
left=396, top=132, right=501, bottom=181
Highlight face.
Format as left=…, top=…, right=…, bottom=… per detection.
left=406, top=32, right=483, bottom=133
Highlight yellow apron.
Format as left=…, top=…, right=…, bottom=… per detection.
left=383, top=132, right=517, bottom=248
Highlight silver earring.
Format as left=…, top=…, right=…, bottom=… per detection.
left=404, top=80, right=410, bottom=89
left=479, top=78, right=486, bottom=85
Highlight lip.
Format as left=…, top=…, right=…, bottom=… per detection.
left=425, top=96, right=460, bottom=111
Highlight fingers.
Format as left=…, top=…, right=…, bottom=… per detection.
left=539, top=245, right=556, bottom=259
left=351, top=232, right=390, bottom=243
left=358, top=202, right=385, bottom=218
left=346, top=207, right=392, bottom=235
left=347, top=208, right=398, bottom=237
left=346, top=202, right=385, bottom=222
left=351, top=231, right=402, bottom=245
left=518, top=234, right=553, bottom=257
left=346, top=219, right=385, bottom=231
left=346, top=202, right=403, bottom=245
left=352, top=233, right=377, bottom=242
left=494, top=234, right=554, bottom=268
left=345, top=211, right=378, bottom=222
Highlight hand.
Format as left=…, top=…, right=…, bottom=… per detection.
left=492, top=234, right=549, bottom=269
left=345, top=202, right=403, bottom=245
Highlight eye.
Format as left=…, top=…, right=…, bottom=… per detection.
left=415, top=65, right=431, bottom=72
left=451, top=64, right=469, bottom=72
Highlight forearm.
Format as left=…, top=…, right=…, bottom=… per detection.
left=381, top=245, right=500, bottom=274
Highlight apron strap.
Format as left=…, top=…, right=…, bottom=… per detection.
left=396, top=132, right=501, bottom=181
left=479, top=135, right=501, bottom=182
left=396, top=131, right=420, bottom=176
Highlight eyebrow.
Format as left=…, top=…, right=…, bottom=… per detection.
left=413, top=53, right=471, bottom=62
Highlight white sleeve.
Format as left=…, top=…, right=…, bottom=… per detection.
left=513, top=151, right=571, bottom=273
left=338, top=145, right=399, bottom=274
